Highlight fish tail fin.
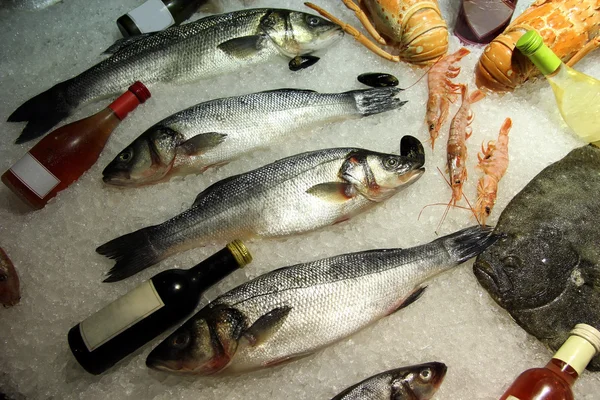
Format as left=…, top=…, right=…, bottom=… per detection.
left=351, top=87, right=407, bottom=116
left=96, top=225, right=163, bottom=282
left=8, top=79, right=76, bottom=143
left=441, top=225, right=499, bottom=264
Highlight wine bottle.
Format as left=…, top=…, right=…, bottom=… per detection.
left=68, top=240, right=252, bottom=375
left=2, top=82, right=151, bottom=210
left=116, top=0, right=213, bottom=37
left=516, top=30, right=600, bottom=144
left=454, top=0, right=517, bottom=45
left=499, top=324, right=600, bottom=400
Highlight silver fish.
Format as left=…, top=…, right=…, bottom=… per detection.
left=0, top=248, right=20, bottom=308
left=7, top=8, right=343, bottom=143
left=97, top=136, right=426, bottom=282
left=145, top=226, right=496, bottom=374
left=102, top=87, right=407, bottom=187
left=0, top=0, right=60, bottom=10
left=332, top=363, right=447, bottom=400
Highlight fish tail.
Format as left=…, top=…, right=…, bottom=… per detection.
left=441, top=225, right=499, bottom=264
left=351, top=87, right=406, bottom=116
left=8, top=79, right=76, bottom=143
left=96, top=225, right=164, bottom=282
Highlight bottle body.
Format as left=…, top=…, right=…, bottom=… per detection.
left=68, top=240, right=252, bottom=375
left=454, top=0, right=517, bottom=45
left=117, top=0, right=210, bottom=37
left=2, top=82, right=150, bottom=210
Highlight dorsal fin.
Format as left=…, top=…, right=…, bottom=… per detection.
left=102, top=34, right=154, bottom=54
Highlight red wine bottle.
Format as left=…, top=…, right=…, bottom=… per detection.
left=2, top=82, right=151, bottom=210
left=116, top=0, right=214, bottom=37
left=68, top=240, right=252, bottom=375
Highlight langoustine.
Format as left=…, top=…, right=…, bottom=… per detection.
left=305, top=0, right=449, bottom=65
left=426, top=47, right=470, bottom=149
left=476, top=0, right=600, bottom=92
left=475, top=118, right=512, bottom=225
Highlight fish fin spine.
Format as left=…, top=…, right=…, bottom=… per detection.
left=242, top=306, right=292, bottom=347
left=180, top=132, right=227, bottom=156
left=306, top=182, right=356, bottom=203
left=388, top=286, right=427, bottom=315
left=217, top=35, right=268, bottom=59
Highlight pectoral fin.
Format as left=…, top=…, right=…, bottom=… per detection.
left=388, top=286, right=427, bottom=315
left=243, top=306, right=292, bottom=347
left=306, top=182, right=356, bottom=203
left=180, top=132, right=227, bottom=156
left=218, top=35, right=268, bottom=59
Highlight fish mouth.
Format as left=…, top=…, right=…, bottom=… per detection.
left=473, top=258, right=504, bottom=304
left=432, top=362, right=448, bottom=388
left=102, top=170, right=133, bottom=187
left=398, top=167, right=425, bottom=185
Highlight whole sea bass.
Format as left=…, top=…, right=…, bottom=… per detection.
left=474, top=145, right=600, bottom=371
left=7, top=9, right=343, bottom=143
left=145, top=226, right=497, bottom=374
left=97, top=137, right=426, bottom=282
left=332, top=363, right=447, bottom=400
left=102, top=87, right=406, bottom=187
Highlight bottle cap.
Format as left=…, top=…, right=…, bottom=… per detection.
left=128, top=81, right=151, bottom=103
left=571, top=324, right=600, bottom=355
left=226, top=240, right=252, bottom=268
left=515, top=30, right=561, bottom=76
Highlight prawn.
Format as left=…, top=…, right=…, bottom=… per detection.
left=475, top=117, right=512, bottom=225
left=426, top=47, right=470, bottom=149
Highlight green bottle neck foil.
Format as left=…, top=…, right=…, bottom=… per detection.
left=516, top=30, right=562, bottom=76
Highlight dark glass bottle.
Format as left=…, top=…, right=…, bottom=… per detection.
left=499, top=324, right=600, bottom=400
left=454, top=0, right=518, bottom=45
left=68, top=240, right=252, bottom=375
left=1, top=82, right=150, bottom=210
left=116, top=0, right=212, bottom=37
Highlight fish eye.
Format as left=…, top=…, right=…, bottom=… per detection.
left=0, top=274, right=6, bottom=281
left=306, top=15, right=321, bottom=27
left=384, top=157, right=399, bottom=169
left=171, top=332, right=190, bottom=349
left=119, top=150, right=132, bottom=162
left=419, top=368, right=432, bottom=382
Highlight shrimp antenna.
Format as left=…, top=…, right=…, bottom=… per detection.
left=400, top=56, right=442, bottom=91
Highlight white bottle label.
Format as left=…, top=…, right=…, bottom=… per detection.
left=127, top=0, right=175, bottom=34
left=9, top=152, right=60, bottom=199
left=506, top=396, right=521, bottom=400
left=79, top=280, right=165, bottom=352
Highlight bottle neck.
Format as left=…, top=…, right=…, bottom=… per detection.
left=108, top=91, right=142, bottom=121
left=549, top=334, right=598, bottom=380
left=525, top=43, right=562, bottom=76
left=187, top=247, right=244, bottom=291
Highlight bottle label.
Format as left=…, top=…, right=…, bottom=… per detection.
left=506, top=396, right=521, bottom=400
left=9, top=153, right=60, bottom=199
left=79, top=280, right=165, bottom=352
left=554, top=335, right=597, bottom=375
left=127, top=0, right=175, bottom=34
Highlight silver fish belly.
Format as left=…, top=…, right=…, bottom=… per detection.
left=102, top=87, right=406, bottom=186
left=8, top=9, right=343, bottom=142
left=145, top=226, right=496, bottom=374
left=97, top=140, right=426, bottom=282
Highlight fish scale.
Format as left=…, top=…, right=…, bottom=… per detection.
left=146, top=226, right=497, bottom=374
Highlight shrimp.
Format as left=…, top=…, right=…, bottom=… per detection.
left=437, top=84, right=485, bottom=230
left=475, top=117, right=512, bottom=225
left=426, top=47, right=470, bottom=149
left=305, top=0, right=448, bottom=65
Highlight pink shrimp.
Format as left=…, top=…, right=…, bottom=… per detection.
left=426, top=47, right=470, bottom=149
left=475, top=117, right=512, bottom=225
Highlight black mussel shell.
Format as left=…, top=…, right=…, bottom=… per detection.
left=400, top=136, right=425, bottom=167
left=358, top=72, right=399, bottom=88
left=289, top=55, right=320, bottom=71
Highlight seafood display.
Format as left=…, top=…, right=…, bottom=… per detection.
left=426, top=47, right=470, bottom=149
left=475, top=117, right=511, bottom=225
left=476, top=0, right=600, bottom=92
left=331, top=363, right=447, bottom=399
left=102, top=87, right=406, bottom=187
left=7, top=8, right=343, bottom=143
left=474, top=145, right=600, bottom=371
left=98, top=137, right=425, bottom=281
left=146, top=226, right=497, bottom=374
left=0, top=248, right=20, bottom=308
left=305, top=0, right=448, bottom=65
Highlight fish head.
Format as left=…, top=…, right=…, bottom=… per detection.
left=102, top=127, right=181, bottom=187
left=341, top=136, right=425, bottom=202
left=0, top=248, right=20, bottom=307
left=146, top=307, right=246, bottom=375
left=259, top=10, right=343, bottom=58
left=389, top=362, right=447, bottom=400
left=474, top=227, right=578, bottom=311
